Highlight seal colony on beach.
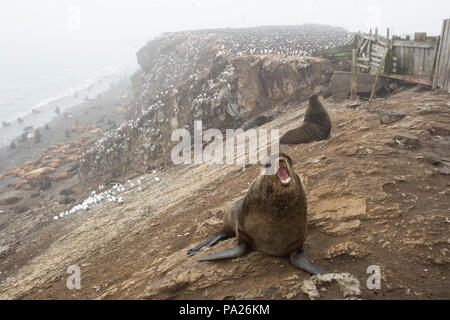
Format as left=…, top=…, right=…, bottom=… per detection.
left=280, top=95, right=331, bottom=145
left=188, top=153, right=326, bottom=275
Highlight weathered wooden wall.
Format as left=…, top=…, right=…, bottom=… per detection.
left=433, top=19, right=450, bottom=93
left=391, top=38, right=436, bottom=77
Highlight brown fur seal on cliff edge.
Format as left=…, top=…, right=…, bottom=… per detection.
left=280, top=95, right=331, bottom=145
left=188, top=153, right=326, bottom=275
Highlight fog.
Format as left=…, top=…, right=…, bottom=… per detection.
left=1, top=0, right=449, bottom=75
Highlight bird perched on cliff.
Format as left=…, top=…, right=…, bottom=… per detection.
left=32, top=108, right=40, bottom=114
left=17, top=117, right=24, bottom=124
left=2, top=121, right=11, bottom=127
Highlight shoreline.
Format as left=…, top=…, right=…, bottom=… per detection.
left=0, top=78, right=133, bottom=203
left=0, top=69, right=134, bottom=147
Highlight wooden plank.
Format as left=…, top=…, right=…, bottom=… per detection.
left=430, top=35, right=440, bottom=83
left=351, top=49, right=357, bottom=100
left=377, top=40, right=388, bottom=47
left=344, top=33, right=357, bottom=46
left=441, top=19, right=450, bottom=89
left=433, top=21, right=446, bottom=88
left=408, top=47, right=415, bottom=74
left=440, top=20, right=450, bottom=91
left=396, top=46, right=404, bottom=73
left=393, top=40, right=435, bottom=48
left=424, top=45, right=434, bottom=76
left=370, top=48, right=389, bottom=100
left=414, top=48, right=423, bottom=75
left=398, top=46, right=405, bottom=74
left=421, top=32, right=427, bottom=41
left=357, top=57, right=370, bottom=62
left=358, top=38, right=369, bottom=55
left=370, top=51, right=383, bottom=58
left=420, top=48, right=426, bottom=75
left=371, top=56, right=382, bottom=64
left=401, top=46, right=407, bottom=73
left=435, top=21, right=446, bottom=88
left=372, top=43, right=386, bottom=53
left=357, top=63, right=370, bottom=70
left=382, top=73, right=432, bottom=86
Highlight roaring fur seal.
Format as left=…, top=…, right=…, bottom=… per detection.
left=280, top=95, right=331, bottom=145
left=188, top=153, right=326, bottom=275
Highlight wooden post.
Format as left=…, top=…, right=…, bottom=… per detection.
left=351, top=49, right=358, bottom=100
left=370, top=47, right=389, bottom=100
left=431, top=35, right=441, bottom=85
left=433, top=19, right=447, bottom=89
left=386, top=28, right=390, bottom=41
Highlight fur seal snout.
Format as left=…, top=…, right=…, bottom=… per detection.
left=188, top=153, right=326, bottom=275
left=280, top=95, right=331, bottom=145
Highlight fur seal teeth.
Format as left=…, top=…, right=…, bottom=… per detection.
left=280, top=176, right=291, bottom=185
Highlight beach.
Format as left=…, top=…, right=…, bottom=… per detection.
left=0, top=77, right=133, bottom=215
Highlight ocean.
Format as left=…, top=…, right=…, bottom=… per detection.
left=0, top=63, right=137, bottom=147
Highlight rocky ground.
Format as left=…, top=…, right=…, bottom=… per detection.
left=0, top=87, right=448, bottom=300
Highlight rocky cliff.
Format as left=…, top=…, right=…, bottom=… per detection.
left=80, top=25, right=350, bottom=179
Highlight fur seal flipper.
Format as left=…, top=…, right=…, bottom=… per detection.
left=280, top=95, right=331, bottom=145
left=188, top=153, right=328, bottom=275
left=197, top=245, right=247, bottom=262
left=187, top=233, right=232, bottom=257
left=290, top=250, right=327, bottom=275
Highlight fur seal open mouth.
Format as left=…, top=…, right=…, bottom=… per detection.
left=277, top=161, right=291, bottom=185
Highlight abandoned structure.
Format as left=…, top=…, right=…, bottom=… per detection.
left=326, top=18, right=450, bottom=98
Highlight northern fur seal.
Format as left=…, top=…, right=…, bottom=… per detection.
left=280, top=95, right=331, bottom=145
left=188, top=153, right=326, bottom=275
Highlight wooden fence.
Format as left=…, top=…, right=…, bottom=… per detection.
left=322, top=19, right=449, bottom=93
left=391, top=35, right=438, bottom=77
left=353, top=29, right=438, bottom=86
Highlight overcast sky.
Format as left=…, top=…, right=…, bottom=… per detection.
left=1, top=0, right=449, bottom=73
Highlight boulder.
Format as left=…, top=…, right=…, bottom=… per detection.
left=50, top=172, right=72, bottom=181
left=0, top=196, right=23, bottom=206
left=59, top=197, right=76, bottom=205
left=23, top=167, right=56, bottom=180
left=301, top=273, right=361, bottom=300
left=392, top=134, right=420, bottom=149
left=378, top=110, right=406, bottom=124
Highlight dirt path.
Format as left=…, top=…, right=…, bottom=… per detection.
left=0, top=88, right=448, bottom=300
